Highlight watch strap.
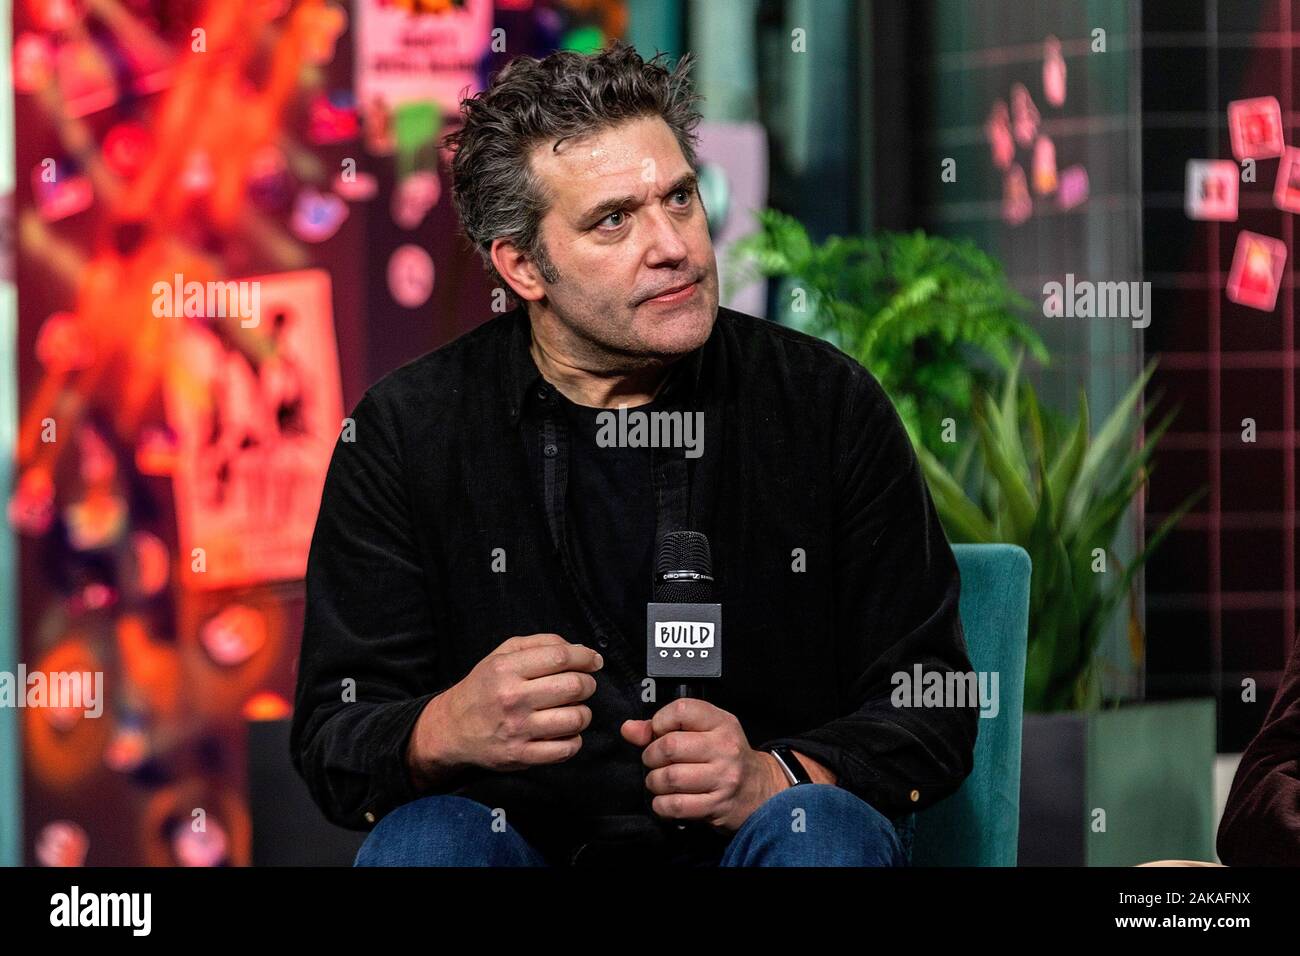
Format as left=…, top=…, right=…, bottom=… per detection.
left=766, top=744, right=813, bottom=786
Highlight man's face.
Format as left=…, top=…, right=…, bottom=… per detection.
left=523, top=115, right=719, bottom=365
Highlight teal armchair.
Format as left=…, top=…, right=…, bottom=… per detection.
left=909, top=544, right=1031, bottom=866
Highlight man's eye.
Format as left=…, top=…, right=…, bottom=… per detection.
left=671, top=189, right=693, bottom=206
left=599, top=210, right=626, bottom=228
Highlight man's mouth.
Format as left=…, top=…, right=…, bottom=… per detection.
left=641, top=279, right=700, bottom=305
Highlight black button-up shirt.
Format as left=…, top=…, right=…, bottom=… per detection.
left=290, top=303, right=978, bottom=862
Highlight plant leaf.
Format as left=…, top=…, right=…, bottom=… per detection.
left=975, top=396, right=1036, bottom=538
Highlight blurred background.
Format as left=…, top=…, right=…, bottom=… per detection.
left=0, top=0, right=1295, bottom=866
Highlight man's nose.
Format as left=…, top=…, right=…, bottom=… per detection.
left=643, top=206, right=690, bottom=266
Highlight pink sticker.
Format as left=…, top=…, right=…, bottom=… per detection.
left=54, top=36, right=120, bottom=117
left=31, top=162, right=92, bottom=222
left=102, top=122, right=155, bottom=179
left=1002, top=163, right=1032, bottom=225
left=200, top=604, right=267, bottom=667
left=70, top=581, right=116, bottom=615
left=131, top=530, right=171, bottom=596
left=333, top=170, right=378, bottom=201
left=1043, top=35, right=1067, bottom=108
left=1186, top=159, right=1239, bottom=220
left=172, top=817, right=230, bottom=867
left=62, top=493, right=127, bottom=553
left=387, top=244, right=436, bottom=308
left=1032, top=136, right=1057, bottom=195
left=1011, top=83, right=1040, bottom=147
left=1228, top=96, right=1284, bottom=161
left=104, top=724, right=149, bottom=774
left=27, top=0, right=81, bottom=32
left=391, top=170, right=442, bottom=230
left=135, top=423, right=179, bottom=476
left=291, top=188, right=349, bottom=242
left=307, top=92, right=359, bottom=145
left=1056, top=165, right=1089, bottom=210
left=985, top=100, right=1014, bottom=170
left=1274, top=147, right=1300, bottom=213
left=13, top=32, right=54, bottom=93
left=7, top=468, right=55, bottom=536
left=77, top=424, right=117, bottom=485
left=35, top=311, right=95, bottom=371
left=1226, top=230, right=1287, bottom=311
left=181, top=150, right=213, bottom=194
left=36, top=821, right=89, bottom=868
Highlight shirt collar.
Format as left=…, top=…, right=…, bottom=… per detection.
left=502, top=304, right=711, bottom=425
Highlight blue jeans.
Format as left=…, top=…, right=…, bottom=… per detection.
left=354, top=784, right=911, bottom=867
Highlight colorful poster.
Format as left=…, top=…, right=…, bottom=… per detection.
left=163, top=270, right=343, bottom=590
left=354, top=0, right=495, bottom=117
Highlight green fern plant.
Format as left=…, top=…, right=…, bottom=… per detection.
left=728, top=209, right=1048, bottom=451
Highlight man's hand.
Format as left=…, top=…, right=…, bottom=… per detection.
left=620, top=698, right=814, bottom=834
left=408, top=633, right=603, bottom=789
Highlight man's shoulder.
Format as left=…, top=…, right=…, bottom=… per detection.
left=714, top=306, right=880, bottom=397
left=361, top=309, right=518, bottom=409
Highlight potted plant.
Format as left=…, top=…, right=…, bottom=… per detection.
left=919, top=360, right=1211, bottom=864
left=917, top=355, right=1203, bottom=711
left=731, top=211, right=1214, bottom=864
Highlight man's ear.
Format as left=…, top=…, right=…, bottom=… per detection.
left=490, top=238, right=546, bottom=303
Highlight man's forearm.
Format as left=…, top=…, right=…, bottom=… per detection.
left=406, top=691, right=471, bottom=793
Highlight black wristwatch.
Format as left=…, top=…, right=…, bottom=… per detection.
left=766, top=744, right=813, bottom=786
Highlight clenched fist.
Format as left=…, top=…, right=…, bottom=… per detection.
left=408, top=633, right=603, bottom=788
left=620, top=697, right=794, bottom=834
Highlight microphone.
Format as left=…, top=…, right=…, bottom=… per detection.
left=647, top=531, right=722, bottom=697
left=646, top=531, right=722, bottom=834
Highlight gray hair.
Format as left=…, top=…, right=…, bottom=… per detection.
left=443, top=41, right=702, bottom=296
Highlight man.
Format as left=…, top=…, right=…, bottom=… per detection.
left=1217, top=629, right=1300, bottom=865
left=290, top=41, right=978, bottom=867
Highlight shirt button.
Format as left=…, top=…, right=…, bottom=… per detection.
left=537, top=387, right=549, bottom=400
left=909, top=789, right=920, bottom=803
left=364, top=811, right=376, bottom=823
left=543, top=443, right=558, bottom=457
left=597, top=638, right=608, bottom=648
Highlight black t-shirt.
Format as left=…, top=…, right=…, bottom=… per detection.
left=555, top=391, right=661, bottom=654
left=557, top=388, right=740, bottom=864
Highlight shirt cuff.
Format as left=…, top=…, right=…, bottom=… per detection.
left=362, top=692, right=442, bottom=826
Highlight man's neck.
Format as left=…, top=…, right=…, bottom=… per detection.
left=527, top=311, right=675, bottom=409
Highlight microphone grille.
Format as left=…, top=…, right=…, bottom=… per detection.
left=654, top=531, right=713, bottom=603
